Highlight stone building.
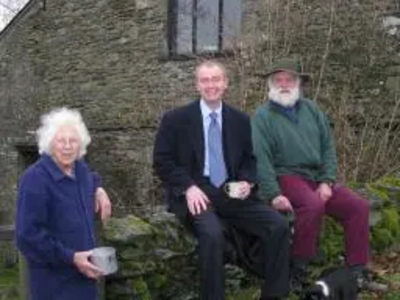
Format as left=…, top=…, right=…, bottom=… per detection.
left=1, top=0, right=399, bottom=221
left=0, top=0, right=250, bottom=219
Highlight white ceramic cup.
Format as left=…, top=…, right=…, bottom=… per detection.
left=224, top=182, right=243, bottom=199
left=90, top=247, right=118, bottom=275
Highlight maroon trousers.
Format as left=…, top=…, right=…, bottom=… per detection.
left=278, top=174, right=370, bottom=266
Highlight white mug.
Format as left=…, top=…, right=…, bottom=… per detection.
left=224, top=182, right=243, bottom=199
left=90, top=246, right=118, bottom=275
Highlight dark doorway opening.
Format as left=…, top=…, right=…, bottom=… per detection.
left=16, top=145, right=39, bottom=172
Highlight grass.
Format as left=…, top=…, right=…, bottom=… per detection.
left=228, top=248, right=400, bottom=300
left=0, top=267, right=18, bottom=300
left=0, top=268, right=18, bottom=287
left=1, top=250, right=399, bottom=300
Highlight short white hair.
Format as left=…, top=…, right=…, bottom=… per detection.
left=36, top=107, right=91, bottom=158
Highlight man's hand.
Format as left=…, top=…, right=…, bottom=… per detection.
left=185, top=185, right=210, bottom=215
left=271, top=195, right=293, bottom=212
left=235, top=181, right=253, bottom=200
left=316, top=182, right=333, bottom=202
left=95, top=187, right=112, bottom=222
left=73, top=250, right=103, bottom=280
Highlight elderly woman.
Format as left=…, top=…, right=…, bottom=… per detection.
left=16, top=107, right=111, bottom=300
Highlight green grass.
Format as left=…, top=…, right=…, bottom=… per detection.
left=381, top=273, right=400, bottom=283
left=361, top=292, right=400, bottom=300
left=225, top=270, right=400, bottom=300
left=227, top=287, right=260, bottom=300
left=0, top=268, right=19, bottom=300
left=0, top=262, right=398, bottom=300
left=0, top=268, right=18, bottom=287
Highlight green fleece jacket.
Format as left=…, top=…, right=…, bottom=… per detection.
left=251, top=98, right=337, bottom=203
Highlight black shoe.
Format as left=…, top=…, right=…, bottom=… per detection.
left=350, top=266, right=388, bottom=293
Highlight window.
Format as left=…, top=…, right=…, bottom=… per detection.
left=167, top=0, right=242, bottom=56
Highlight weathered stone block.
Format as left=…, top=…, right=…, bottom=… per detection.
left=103, top=211, right=256, bottom=300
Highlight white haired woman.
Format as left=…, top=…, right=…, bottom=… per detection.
left=16, top=107, right=111, bottom=300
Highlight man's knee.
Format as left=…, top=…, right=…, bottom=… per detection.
left=270, top=212, right=291, bottom=237
left=199, top=224, right=224, bottom=245
left=336, top=189, right=371, bottom=217
left=296, top=199, right=325, bottom=218
left=349, top=196, right=370, bottom=220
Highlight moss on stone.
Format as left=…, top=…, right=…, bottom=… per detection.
left=118, top=259, right=158, bottom=277
left=146, top=273, right=168, bottom=290
left=132, top=277, right=151, bottom=300
left=103, top=215, right=153, bottom=244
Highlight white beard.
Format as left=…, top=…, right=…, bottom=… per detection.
left=268, top=85, right=300, bottom=107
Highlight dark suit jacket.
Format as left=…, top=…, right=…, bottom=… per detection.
left=153, top=99, right=258, bottom=218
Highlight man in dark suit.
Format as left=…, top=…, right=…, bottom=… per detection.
left=153, top=60, right=290, bottom=300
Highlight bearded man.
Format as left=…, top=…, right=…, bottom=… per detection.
left=251, top=58, right=371, bottom=292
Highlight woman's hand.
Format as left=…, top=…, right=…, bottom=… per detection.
left=95, top=187, right=112, bottom=221
left=73, top=250, right=103, bottom=280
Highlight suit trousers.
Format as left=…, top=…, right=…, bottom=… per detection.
left=187, top=183, right=290, bottom=300
left=278, top=174, right=370, bottom=266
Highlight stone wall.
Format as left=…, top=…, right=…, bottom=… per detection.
left=101, top=177, right=400, bottom=300
left=1, top=0, right=400, bottom=216
left=0, top=0, right=267, bottom=215
left=0, top=0, right=44, bottom=218
left=102, top=210, right=256, bottom=300
left=0, top=0, right=200, bottom=215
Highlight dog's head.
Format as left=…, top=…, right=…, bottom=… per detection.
left=301, top=282, right=330, bottom=300
left=301, top=267, right=358, bottom=300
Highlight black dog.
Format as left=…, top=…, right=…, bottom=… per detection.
left=301, top=267, right=358, bottom=300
